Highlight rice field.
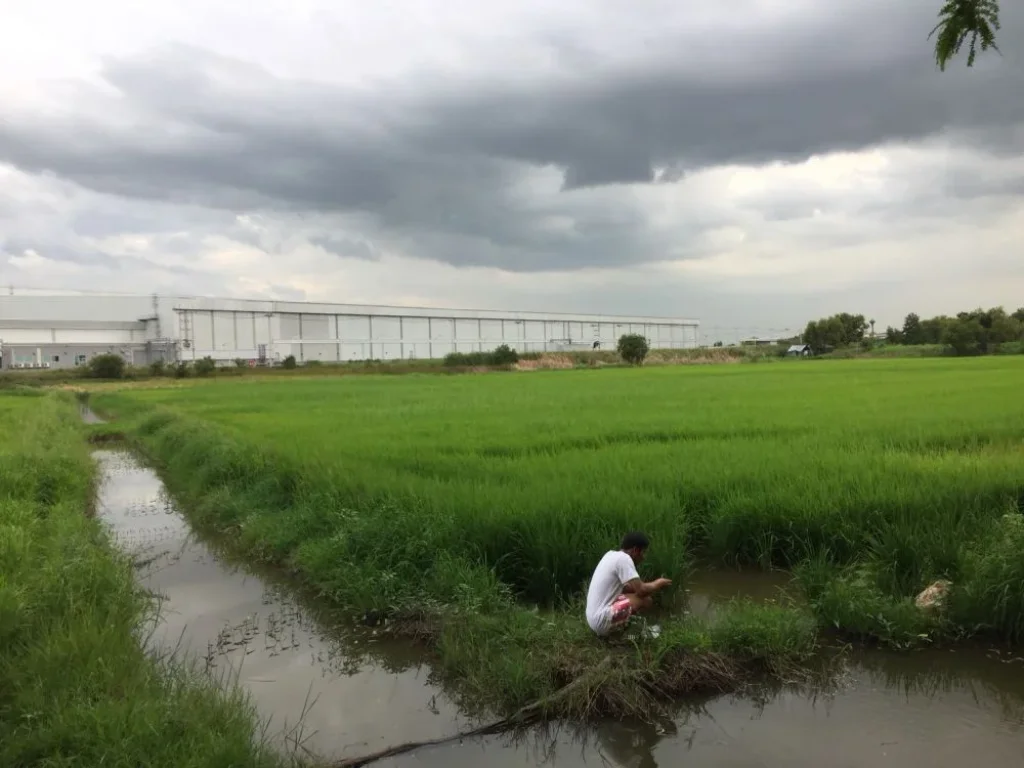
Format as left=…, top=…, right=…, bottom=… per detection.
left=94, top=357, right=1024, bottom=647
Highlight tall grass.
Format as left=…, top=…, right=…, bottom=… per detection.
left=93, top=357, right=1024, bottom=650
left=0, top=393, right=289, bottom=767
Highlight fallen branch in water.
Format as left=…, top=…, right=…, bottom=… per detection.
left=332, top=654, right=613, bottom=768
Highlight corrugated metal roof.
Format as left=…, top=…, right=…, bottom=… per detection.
left=1, top=293, right=700, bottom=327
left=0, top=318, right=146, bottom=331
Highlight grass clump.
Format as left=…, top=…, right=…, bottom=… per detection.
left=0, top=393, right=287, bottom=767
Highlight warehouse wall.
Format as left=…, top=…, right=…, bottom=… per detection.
left=0, top=295, right=699, bottom=366
left=177, top=309, right=700, bottom=362
left=0, top=343, right=174, bottom=370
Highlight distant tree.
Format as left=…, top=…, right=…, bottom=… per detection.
left=949, top=307, right=1021, bottom=353
left=837, top=313, right=869, bottom=345
left=942, top=317, right=984, bottom=356
left=87, top=353, right=126, bottom=380
left=713, top=340, right=724, bottom=347
left=1012, top=307, right=1024, bottom=323
left=930, top=0, right=1001, bottom=71
left=919, top=316, right=953, bottom=344
left=885, top=325, right=904, bottom=345
left=617, top=333, right=650, bottom=366
left=902, top=313, right=924, bottom=345
left=803, top=313, right=868, bottom=352
left=980, top=308, right=1024, bottom=350
left=282, top=355, right=297, bottom=370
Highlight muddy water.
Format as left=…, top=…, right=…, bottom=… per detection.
left=681, top=566, right=797, bottom=620
left=92, top=447, right=1024, bottom=767
left=92, top=449, right=472, bottom=761
left=80, top=402, right=106, bottom=424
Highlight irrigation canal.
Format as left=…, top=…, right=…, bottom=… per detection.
left=91, top=438, right=1024, bottom=766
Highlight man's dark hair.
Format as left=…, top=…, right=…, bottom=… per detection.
left=621, top=531, right=650, bottom=551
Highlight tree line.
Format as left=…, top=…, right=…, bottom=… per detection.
left=802, top=306, right=1024, bottom=356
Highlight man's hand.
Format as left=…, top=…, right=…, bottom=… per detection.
left=653, top=577, right=672, bottom=591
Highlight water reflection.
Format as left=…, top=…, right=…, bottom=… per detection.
left=91, top=449, right=471, bottom=761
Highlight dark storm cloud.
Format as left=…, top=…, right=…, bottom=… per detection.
left=0, top=1, right=1022, bottom=271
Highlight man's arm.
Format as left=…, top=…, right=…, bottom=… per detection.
left=623, top=577, right=671, bottom=597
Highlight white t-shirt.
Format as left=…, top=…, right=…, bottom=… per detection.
left=585, top=550, right=640, bottom=635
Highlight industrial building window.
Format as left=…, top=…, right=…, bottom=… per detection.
left=52, top=355, right=60, bottom=363
left=76, top=355, right=87, bottom=365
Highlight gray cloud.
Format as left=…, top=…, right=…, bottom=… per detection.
left=1, top=237, right=120, bottom=268
left=310, top=234, right=380, bottom=261
left=0, top=1, right=1022, bottom=274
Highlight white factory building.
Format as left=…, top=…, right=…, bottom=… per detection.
left=0, top=293, right=700, bottom=370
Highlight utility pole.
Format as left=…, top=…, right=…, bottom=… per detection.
left=152, top=293, right=161, bottom=339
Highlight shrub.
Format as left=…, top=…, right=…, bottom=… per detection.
left=86, top=353, right=126, bottom=380
left=194, top=356, right=217, bottom=377
left=491, top=344, right=519, bottom=366
left=444, top=351, right=490, bottom=367
left=281, top=355, right=297, bottom=370
left=234, top=358, right=248, bottom=368
left=442, top=347, right=521, bottom=367
left=616, top=333, right=650, bottom=366
left=173, top=362, right=191, bottom=379
left=149, top=359, right=166, bottom=376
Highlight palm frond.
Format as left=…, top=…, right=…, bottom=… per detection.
left=928, top=0, right=1001, bottom=71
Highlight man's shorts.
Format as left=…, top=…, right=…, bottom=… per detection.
left=609, top=593, right=634, bottom=629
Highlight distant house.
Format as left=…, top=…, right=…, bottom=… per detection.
left=786, top=344, right=812, bottom=357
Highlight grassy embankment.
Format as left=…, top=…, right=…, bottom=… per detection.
left=0, top=391, right=294, bottom=767
left=2, top=346, right=771, bottom=388
left=91, top=356, right=1024, bottom=718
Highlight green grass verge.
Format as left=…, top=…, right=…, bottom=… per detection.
left=0, top=393, right=292, bottom=767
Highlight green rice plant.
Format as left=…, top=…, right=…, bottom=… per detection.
left=92, top=356, right=1024, bottom=654
left=949, top=506, right=1024, bottom=641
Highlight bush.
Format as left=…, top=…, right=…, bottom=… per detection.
left=234, top=358, right=248, bottom=368
left=173, top=362, right=191, bottom=379
left=444, top=345, right=521, bottom=368
left=194, top=356, right=217, bottom=377
left=616, top=333, right=650, bottom=366
left=281, top=355, right=297, bottom=370
left=491, top=344, right=519, bottom=366
left=149, top=359, right=166, bottom=376
left=86, top=353, right=126, bottom=380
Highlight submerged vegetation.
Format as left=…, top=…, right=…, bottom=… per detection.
left=89, top=356, right=1024, bottom=716
left=0, top=393, right=287, bottom=767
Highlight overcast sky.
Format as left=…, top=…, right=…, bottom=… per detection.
left=1, top=1, right=1021, bottom=341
